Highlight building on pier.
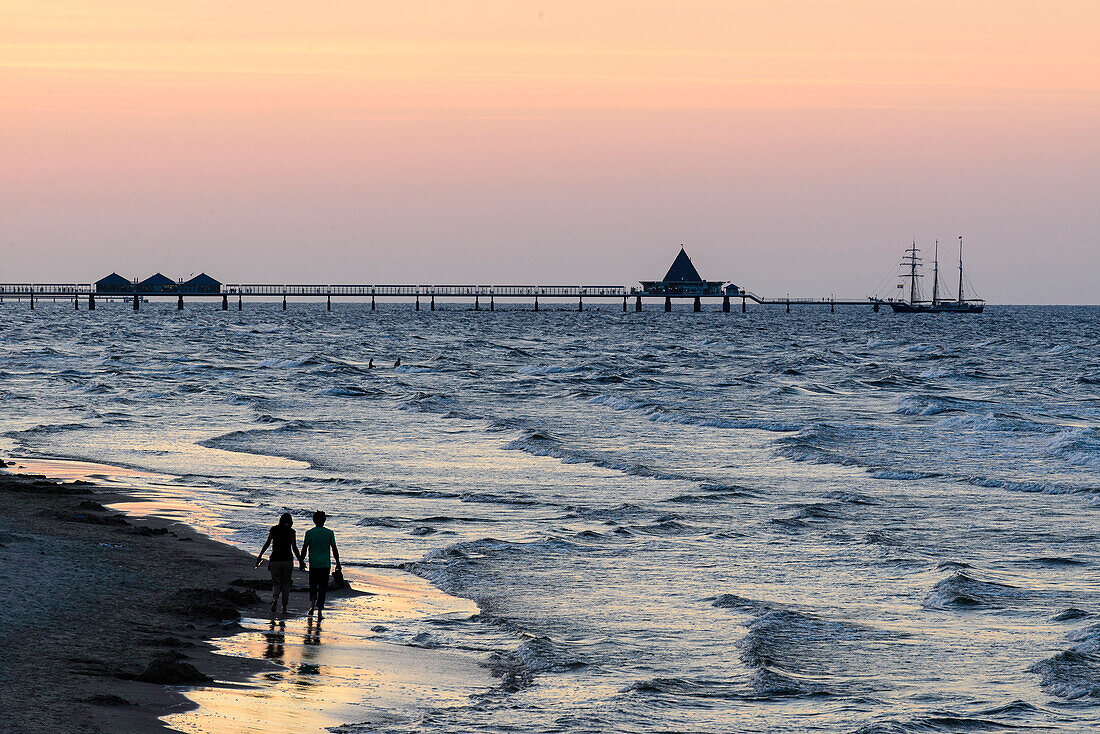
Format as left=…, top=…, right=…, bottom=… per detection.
left=138, top=273, right=177, bottom=293
left=95, top=273, right=133, bottom=293
left=634, top=246, right=733, bottom=297
left=180, top=273, right=221, bottom=294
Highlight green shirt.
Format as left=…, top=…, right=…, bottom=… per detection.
left=303, top=526, right=335, bottom=568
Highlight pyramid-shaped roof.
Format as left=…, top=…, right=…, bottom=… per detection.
left=138, top=272, right=175, bottom=288
left=95, top=272, right=131, bottom=287
left=662, top=247, right=704, bottom=283
left=182, top=273, right=221, bottom=287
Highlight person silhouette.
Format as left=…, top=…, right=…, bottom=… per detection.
left=394, top=358, right=401, bottom=368
left=299, top=511, right=341, bottom=618
left=368, top=358, right=374, bottom=368
left=255, top=512, right=304, bottom=616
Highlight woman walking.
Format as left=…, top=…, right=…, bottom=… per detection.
left=255, top=512, right=305, bottom=616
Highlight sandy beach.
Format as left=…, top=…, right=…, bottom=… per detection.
left=0, top=458, right=491, bottom=734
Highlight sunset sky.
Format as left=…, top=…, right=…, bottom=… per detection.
left=3, top=1, right=1098, bottom=302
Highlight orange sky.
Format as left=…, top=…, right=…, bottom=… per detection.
left=2, top=2, right=1098, bottom=300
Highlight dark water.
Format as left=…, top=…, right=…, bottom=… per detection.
left=3, top=302, right=1100, bottom=732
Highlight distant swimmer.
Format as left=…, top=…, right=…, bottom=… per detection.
left=300, top=511, right=341, bottom=619
left=255, top=512, right=305, bottom=616
left=394, top=358, right=401, bottom=368
left=368, top=358, right=374, bottom=368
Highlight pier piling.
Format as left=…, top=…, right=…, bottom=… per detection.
left=475, top=296, right=480, bottom=311
left=371, top=295, right=375, bottom=311
left=722, top=296, right=730, bottom=312
left=282, top=295, right=287, bottom=311
left=133, top=294, right=139, bottom=312
left=222, top=294, right=228, bottom=310
left=664, top=297, right=671, bottom=313
left=534, top=296, right=539, bottom=312
left=490, top=296, right=495, bottom=311
left=238, top=294, right=242, bottom=311
left=578, top=296, right=583, bottom=312
left=74, top=296, right=79, bottom=310
left=635, top=296, right=642, bottom=312
left=326, top=295, right=331, bottom=311
left=431, top=295, right=435, bottom=311
left=88, top=294, right=95, bottom=311
left=177, top=295, right=184, bottom=310
left=416, top=295, right=420, bottom=311
left=693, top=296, right=701, bottom=312
left=742, top=297, right=747, bottom=313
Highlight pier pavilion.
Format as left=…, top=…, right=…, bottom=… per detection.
left=631, top=246, right=741, bottom=312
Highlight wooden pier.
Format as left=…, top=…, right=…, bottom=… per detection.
left=0, top=282, right=879, bottom=313
left=0, top=246, right=881, bottom=312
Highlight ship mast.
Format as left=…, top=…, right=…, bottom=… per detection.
left=931, top=240, right=940, bottom=306
left=903, top=240, right=921, bottom=304
left=957, top=236, right=964, bottom=304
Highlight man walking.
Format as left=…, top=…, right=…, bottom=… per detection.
left=300, top=510, right=341, bottom=618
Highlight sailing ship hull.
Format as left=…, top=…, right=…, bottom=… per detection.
left=889, top=302, right=984, bottom=314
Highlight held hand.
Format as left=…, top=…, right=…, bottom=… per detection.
left=299, top=562, right=306, bottom=572
left=254, top=556, right=264, bottom=568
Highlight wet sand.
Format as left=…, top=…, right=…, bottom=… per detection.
left=0, top=457, right=491, bottom=734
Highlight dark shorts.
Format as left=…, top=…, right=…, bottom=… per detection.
left=269, top=560, right=294, bottom=590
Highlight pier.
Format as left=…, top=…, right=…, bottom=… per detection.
left=0, top=282, right=879, bottom=313
left=0, top=249, right=880, bottom=313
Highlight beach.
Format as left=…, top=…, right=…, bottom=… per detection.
left=1, top=304, right=1099, bottom=732
left=0, top=458, right=491, bottom=734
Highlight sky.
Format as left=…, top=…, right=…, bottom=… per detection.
left=3, top=1, right=1098, bottom=303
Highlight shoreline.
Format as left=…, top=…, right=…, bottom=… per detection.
left=0, top=456, right=492, bottom=734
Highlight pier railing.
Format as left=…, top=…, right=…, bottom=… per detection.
left=0, top=281, right=881, bottom=310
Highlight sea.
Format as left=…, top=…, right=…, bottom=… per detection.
left=2, top=301, right=1099, bottom=733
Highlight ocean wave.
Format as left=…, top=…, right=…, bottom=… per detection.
left=317, top=385, right=384, bottom=397
left=564, top=503, right=675, bottom=523
left=1028, top=649, right=1100, bottom=700
left=868, top=469, right=937, bottom=481
left=964, top=475, right=1093, bottom=496
left=735, top=608, right=892, bottom=698
left=934, top=412, right=1058, bottom=433
left=588, top=394, right=800, bottom=432
left=852, top=712, right=1027, bottom=733
left=198, top=421, right=329, bottom=468
left=823, top=490, right=877, bottom=505
left=12, top=422, right=91, bottom=438
left=486, top=636, right=590, bottom=690
left=1045, top=427, right=1100, bottom=468
left=503, top=430, right=708, bottom=482
left=258, top=355, right=322, bottom=369
left=394, top=365, right=440, bottom=374
left=775, top=424, right=859, bottom=466
left=398, top=392, right=477, bottom=419
left=621, top=676, right=748, bottom=700
left=921, top=571, right=1025, bottom=610
left=895, top=395, right=954, bottom=415
left=710, top=593, right=774, bottom=614
left=519, top=364, right=590, bottom=375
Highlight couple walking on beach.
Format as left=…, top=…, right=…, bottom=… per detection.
left=255, top=510, right=341, bottom=618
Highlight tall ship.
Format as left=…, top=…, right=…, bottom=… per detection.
left=878, top=237, right=985, bottom=313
